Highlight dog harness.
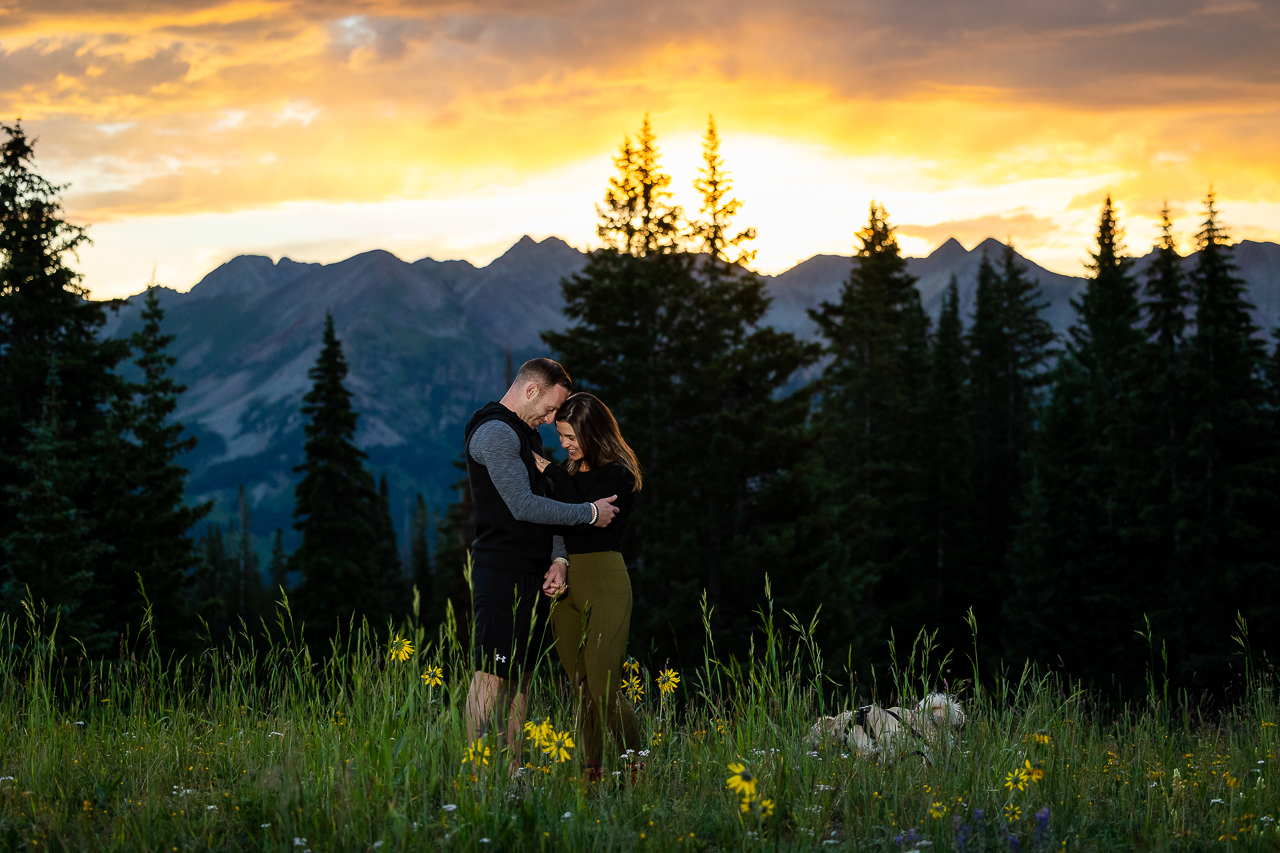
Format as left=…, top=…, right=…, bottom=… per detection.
left=855, top=705, right=929, bottom=758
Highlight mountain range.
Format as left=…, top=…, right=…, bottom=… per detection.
left=99, top=235, right=1280, bottom=552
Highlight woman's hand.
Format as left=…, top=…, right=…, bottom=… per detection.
left=531, top=452, right=550, bottom=473
left=542, top=562, right=568, bottom=597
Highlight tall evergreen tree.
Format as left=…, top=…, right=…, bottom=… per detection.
left=432, top=455, right=474, bottom=640
left=544, top=117, right=817, bottom=661
left=920, top=277, right=974, bottom=647
left=409, top=493, right=432, bottom=617
left=0, top=123, right=131, bottom=644
left=97, top=286, right=210, bottom=651
left=804, top=202, right=931, bottom=659
left=1177, top=192, right=1277, bottom=680
left=1133, top=208, right=1196, bottom=676
left=968, top=244, right=1055, bottom=657
left=373, top=473, right=406, bottom=616
left=290, top=314, right=385, bottom=638
left=597, top=114, right=683, bottom=258
left=1008, top=198, right=1146, bottom=677
left=267, top=528, right=288, bottom=599
left=1, top=360, right=108, bottom=645
left=235, top=485, right=262, bottom=622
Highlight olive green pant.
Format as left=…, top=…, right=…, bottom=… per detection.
left=551, top=551, right=641, bottom=766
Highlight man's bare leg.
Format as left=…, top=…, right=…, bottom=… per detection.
left=466, top=670, right=535, bottom=775
left=466, top=670, right=507, bottom=743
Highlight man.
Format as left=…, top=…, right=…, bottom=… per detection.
left=462, top=357, right=618, bottom=765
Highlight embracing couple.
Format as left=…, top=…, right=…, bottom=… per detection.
left=463, top=357, right=642, bottom=778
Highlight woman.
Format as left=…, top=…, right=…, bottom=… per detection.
left=532, top=392, right=642, bottom=778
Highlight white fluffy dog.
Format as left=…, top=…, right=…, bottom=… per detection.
left=805, top=693, right=966, bottom=764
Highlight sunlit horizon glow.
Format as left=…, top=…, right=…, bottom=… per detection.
left=3, top=0, right=1278, bottom=299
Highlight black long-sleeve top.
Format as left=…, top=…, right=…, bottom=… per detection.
left=544, top=461, right=636, bottom=554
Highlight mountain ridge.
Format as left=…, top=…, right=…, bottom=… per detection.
left=100, top=235, right=1280, bottom=553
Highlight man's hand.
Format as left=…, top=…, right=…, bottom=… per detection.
left=542, top=562, right=568, bottom=597
left=592, top=495, right=619, bottom=528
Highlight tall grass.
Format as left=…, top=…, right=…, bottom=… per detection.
left=0, top=585, right=1276, bottom=852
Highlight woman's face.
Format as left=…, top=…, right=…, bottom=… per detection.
left=557, top=421, right=583, bottom=462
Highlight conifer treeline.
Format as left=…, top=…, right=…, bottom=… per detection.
left=3, top=116, right=1277, bottom=690
left=540, top=117, right=1279, bottom=690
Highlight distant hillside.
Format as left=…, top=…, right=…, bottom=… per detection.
left=101, top=235, right=1280, bottom=554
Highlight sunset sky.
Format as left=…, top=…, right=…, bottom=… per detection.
left=3, top=0, right=1278, bottom=300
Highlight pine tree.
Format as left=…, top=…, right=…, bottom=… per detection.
left=267, top=528, right=288, bottom=600
left=920, top=278, right=974, bottom=646
left=1, top=360, right=109, bottom=646
left=235, top=485, right=262, bottom=623
left=1008, top=198, right=1147, bottom=678
left=290, top=314, right=384, bottom=638
left=191, top=523, right=233, bottom=639
left=544, top=117, right=818, bottom=661
left=1177, top=192, right=1276, bottom=681
left=373, top=474, right=406, bottom=616
left=805, top=202, right=931, bottom=658
left=409, top=493, right=432, bottom=619
left=596, top=114, right=683, bottom=258
left=691, top=116, right=756, bottom=272
left=97, top=285, right=211, bottom=652
left=1133, top=208, right=1196, bottom=675
left=0, top=123, right=131, bottom=641
left=969, top=244, right=1055, bottom=658
left=432, top=455, right=474, bottom=641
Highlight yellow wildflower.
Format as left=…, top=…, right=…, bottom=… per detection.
left=387, top=636, right=414, bottom=662
left=543, top=730, right=575, bottom=763
left=623, top=675, right=645, bottom=704
left=1005, top=768, right=1028, bottom=791
left=1033, top=733, right=1052, bottom=745
left=1004, top=803, right=1021, bottom=822
left=657, top=668, right=680, bottom=698
left=1024, top=760, right=1045, bottom=783
left=524, top=719, right=554, bottom=750
left=463, top=738, right=490, bottom=767
left=726, top=763, right=757, bottom=800
left=623, top=658, right=641, bottom=675
left=930, top=802, right=947, bottom=819
left=760, top=799, right=775, bottom=818
left=421, top=665, right=444, bottom=688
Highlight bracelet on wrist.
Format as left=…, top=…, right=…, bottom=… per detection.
left=588, top=503, right=599, bottom=525
left=553, top=556, right=570, bottom=567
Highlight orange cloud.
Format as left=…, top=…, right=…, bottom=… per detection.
left=0, top=0, right=1277, bottom=294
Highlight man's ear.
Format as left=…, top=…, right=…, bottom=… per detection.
left=524, top=381, right=541, bottom=401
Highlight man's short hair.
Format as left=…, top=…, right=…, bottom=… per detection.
left=514, top=357, right=572, bottom=392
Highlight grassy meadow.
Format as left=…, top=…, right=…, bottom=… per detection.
left=0, top=587, right=1277, bottom=853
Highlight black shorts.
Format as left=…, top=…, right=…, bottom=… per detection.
left=471, top=565, right=554, bottom=680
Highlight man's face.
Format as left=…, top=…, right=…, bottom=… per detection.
left=520, top=382, right=569, bottom=429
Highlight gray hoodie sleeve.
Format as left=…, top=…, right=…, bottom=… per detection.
left=551, top=535, right=567, bottom=562
left=468, top=420, right=594, bottom=527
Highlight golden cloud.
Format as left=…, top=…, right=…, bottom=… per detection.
left=0, top=0, right=1276, bottom=285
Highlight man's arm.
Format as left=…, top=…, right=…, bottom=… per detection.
left=468, top=421, right=595, bottom=526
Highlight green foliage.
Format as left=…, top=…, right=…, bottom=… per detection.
left=1007, top=198, right=1147, bottom=677
left=99, top=285, right=211, bottom=654
left=805, top=202, right=932, bottom=660
left=290, top=315, right=404, bottom=638
left=1, top=361, right=109, bottom=646
left=544, top=116, right=818, bottom=662
left=0, top=598, right=1277, bottom=852
left=409, top=493, right=432, bottom=620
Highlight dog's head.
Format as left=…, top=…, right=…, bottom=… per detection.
left=917, top=693, right=965, bottom=728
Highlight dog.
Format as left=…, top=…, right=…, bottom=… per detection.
left=805, top=693, right=965, bottom=764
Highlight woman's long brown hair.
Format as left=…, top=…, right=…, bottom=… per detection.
left=556, top=392, right=643, bottom=491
